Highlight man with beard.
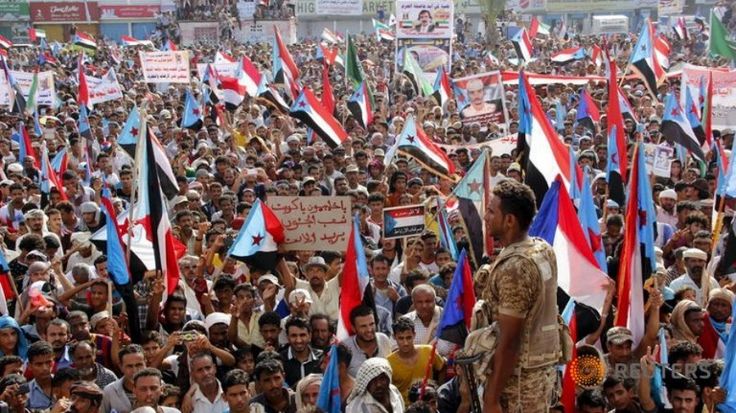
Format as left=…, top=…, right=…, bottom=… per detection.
left=309, top=313, right=334, bottom=351
left=222, top=369, right=251, bottom=413
left=45, top=319, right=72, bottom=371
left=657, top=189, right=678, bottom=227
left=279, top=317, right=323, bottom=389
left=188, top=353, right=227, bottom=413
left=346, top=357, right=404, bottom=413
left=698, top=288, right=735, bottom=358
left=249, top=359, right=296, bottom=413
left=284, top=256, right=340, bottom=320
left=132, top=368, right=180, bottom=413
left=481, top=180, right=560, bottom=413
left=70, top=340, right=117, bottom=388
left=670, top=248, right=719, bottom=307
left=103, top=344, right=147, bottom=413
left=344, top=305, right=393, bottom=377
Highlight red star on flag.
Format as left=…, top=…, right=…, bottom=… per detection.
left=252, top=233, right=264, bottom=245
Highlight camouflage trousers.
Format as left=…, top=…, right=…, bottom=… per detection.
left=499, top=365, right=559, bottom=413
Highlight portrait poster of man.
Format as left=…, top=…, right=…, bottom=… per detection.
left=396, top=0, right=453, bottom=39
left=454, top=71, right=509, bottom=128
left=395, top=38, right=451, bottom=76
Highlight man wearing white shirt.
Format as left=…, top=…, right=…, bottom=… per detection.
left=669, top=248, right=719, bottom=307
left=657, top=189, right=678, bottom=228
left=188, top=353, right=228, bottom=413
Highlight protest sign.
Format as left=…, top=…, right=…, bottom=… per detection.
left=140, top=51, right=191, bottom=83
left=316, top=0, right=362, bottom=15
left=196, top=62, right=239, bottom=79
left=88, top=68, right=123, bottom=105
left=396, top=0, right=453, bottom=39
left=267, top=196, right=352, bottom=251
left=453, top=71, right=509, bottom=129
left=680, top=64, right=736, bottom=131
left=437, top=134, right=517, bottom=155
left=383, top=205, right=425, bottom=239
left=395, top=0, right=452, bottom=79
left=0, top=70, right=55, bottom=107
left=653, top=145, right=674, bottom=178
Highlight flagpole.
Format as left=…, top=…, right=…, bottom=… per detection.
left=712, top=196, right=726, bottom=251
left=419, top=339, right=438, bottom=399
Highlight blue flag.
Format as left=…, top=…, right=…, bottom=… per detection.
left=555, top=99, right=566, bottom=131
left=78, top=104, right=92, bottom=139
left=436, top=249, right=475, bottom=338
left=569, top=146, right=581, bottom=203
left=33, top=109, right=42, bottom=137
left=181, top=90, right=203, bottom=129
left=719, top=142, right=736, bottom=197
left=634, top=143, right=658, bottom=273
left=317, top=345, right=341, bottom=413
left=719, top=296, right=736, bottom=412
left=117, top=106, right=140, bottom=157
left=579, top=167, right=607, bottom=272
left=100, top=188, right=130, bottom=285
left=518, top=71, right=532, bottom=135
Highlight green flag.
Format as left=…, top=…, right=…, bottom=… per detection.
left=345, top=35, right=364, bottom=87
left=710, top=10, right=736, bottom=59
left=403, top=49, right=434, bottom=97
left=25, top=71, right=38, bottom=115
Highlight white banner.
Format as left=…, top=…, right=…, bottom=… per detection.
left=658, top=0, right=682, bottom=16
left=0, top=70, right=55, bottom=107
left=396, top=0, right=454, bottom=39
left=438, top=134, right=517, bottom=155
left=680, top=64, right=736, bottom=132
left=139, top=51, right=191, bottom=83
left=88, top=68, right=123, bottom=105
left=196, top=62, right=239, bottom=79
left=316, top=0, right=363, bottom=15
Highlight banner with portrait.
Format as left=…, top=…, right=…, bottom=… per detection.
left=453, top=71, right=509, bottom=129
left=396, top=38, right=451, bottom=80
left=396, top=0, right=453, bottom=38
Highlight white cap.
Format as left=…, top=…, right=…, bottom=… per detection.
left=204, top=312, right=231, bottom=330
left=659, top=189, right=677, bottom=200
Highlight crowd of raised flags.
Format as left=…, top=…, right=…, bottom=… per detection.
left=0, top=5, right=732, bottom=413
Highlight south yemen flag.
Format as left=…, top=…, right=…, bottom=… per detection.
left=385, top=114, right=455, bottom=178
left=289, top=87, right=348, bottom=149
left=451, top=150, right=492, bottom=267
left=628, top=20, right=659, bottom=98
left=347, top=80, right=373, bottom=129
left=661, top=93, right=706, bottom=161
left=73, top=32, right=97, bottom=51
left=228, top=198, right=285, bottom=271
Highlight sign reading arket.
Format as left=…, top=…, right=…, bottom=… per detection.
left=267, top=196, right=351, bottom=251
left=30, top=1, right=100, bottom=21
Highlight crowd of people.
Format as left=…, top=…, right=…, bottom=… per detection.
left=0, top=5, right=733, bottom=413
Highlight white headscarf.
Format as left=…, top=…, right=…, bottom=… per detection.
left=346, top=358, right=393, bottom=404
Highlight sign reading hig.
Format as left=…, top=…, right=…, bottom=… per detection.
left=395, top=0, right=453, bottom=79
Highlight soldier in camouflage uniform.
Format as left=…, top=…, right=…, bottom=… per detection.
left=481, top=180, right=562, bottom=413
